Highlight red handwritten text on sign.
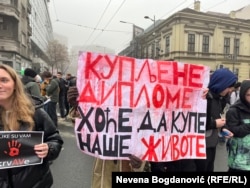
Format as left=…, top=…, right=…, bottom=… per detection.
left=75, top=52, right=210, bottom=162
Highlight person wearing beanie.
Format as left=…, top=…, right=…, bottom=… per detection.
left=24, top=68, right=42, bottom=83
left=194, top=68, right=235, bottom=172
left=208, top=68, right=237, bottom=94
left=24, top=68, right=37, bottom=78
left=22, top=68, right=45, bottom=101
left=225, top=79, right=250, bottom=171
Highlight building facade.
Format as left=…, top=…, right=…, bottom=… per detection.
left=29, top=0, right=53, bottom=73
left=119, top=1, right=250, bottom=81
left=0, top=0, right=53, bottom=74
left=0, top=0, right=32, bottom=74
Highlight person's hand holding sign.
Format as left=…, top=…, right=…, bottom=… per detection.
left=129, top=155, right=142, bottom=169
left=202, top=88, right=209, bottom=99
left=34, top=143, right=49, bottom=158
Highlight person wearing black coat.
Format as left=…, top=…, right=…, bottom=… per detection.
left=0, top=64, right=63, bottom=188
left=56, top=72, right=67, bottom=118
left=225, top=79, right=250, bottom=171
left=64, top=74, right=76, bottom=117
left=194, top=68, right=236, bottom=171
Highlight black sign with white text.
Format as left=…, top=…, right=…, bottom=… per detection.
left=0, top=131, right=44, bottom=169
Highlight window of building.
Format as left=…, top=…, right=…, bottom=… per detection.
left=202, top=35, right=209, bottom=53
left=10, top=0, right=18, bottom=6
left=143, top=46, right=148, bottom=59
left=151, top=43, right=155, bottom=59
left=234, top=38, right=239, bottom=56
left=224, top=37, right=230, bottom=54
left=142, top=47, right=145, bottom=58
left=156, top=41, right=160, bottom=58
left=0, top=17, right=7, bottom=31
left=165, top=36, right=170, bottom=54
left=3, top=61, right=13, bottom=67
left=146, top=46, right=148, bottom=58
left=0, top=23, right=7, bottom=30
left=16, top=62, right=21, bottom=73
left=188, top=34, right=195, bottom=52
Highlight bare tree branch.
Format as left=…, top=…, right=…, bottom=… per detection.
left=46, top=40, right=69, bottom=73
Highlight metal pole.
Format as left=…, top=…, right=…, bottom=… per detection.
left=144, top=15, right=157, bottom=59
left=154, top=15, right=156, bottom=59
left=120, top=21, right=136, bottom=57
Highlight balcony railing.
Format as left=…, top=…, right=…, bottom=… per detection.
left=0, top=4, right=20, bottom=20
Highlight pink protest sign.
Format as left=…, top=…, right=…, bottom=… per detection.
left=75, top=51, right=210, bottom=162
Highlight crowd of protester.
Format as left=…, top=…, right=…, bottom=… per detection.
left=1, top=64, right=249, bottom=188
left=21, top=69, right=76, bottom=126
left=67, top=67, right=250, bottom=188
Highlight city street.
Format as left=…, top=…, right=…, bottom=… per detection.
left=50, top=119, right=229, bottom=187
left=50, top=119, right=94, bottom=188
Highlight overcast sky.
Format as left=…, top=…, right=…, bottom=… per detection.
left=48, top=0, right=250, bottom=53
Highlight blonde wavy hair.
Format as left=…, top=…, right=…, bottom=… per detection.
left=0, top=64, right=35, bottom=131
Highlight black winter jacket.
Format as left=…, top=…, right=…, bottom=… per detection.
left=205, top=91, right=227, bottom=148
left=226, top=80, right=250, bottom=137
left=0, top=107, right=64, bottom=188
left=226, top=102, right=250, bottom=137
left=225, top=80, right=250, bottom=170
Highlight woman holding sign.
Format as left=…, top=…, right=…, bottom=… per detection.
left=0, top=64, right=63, bottom=188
